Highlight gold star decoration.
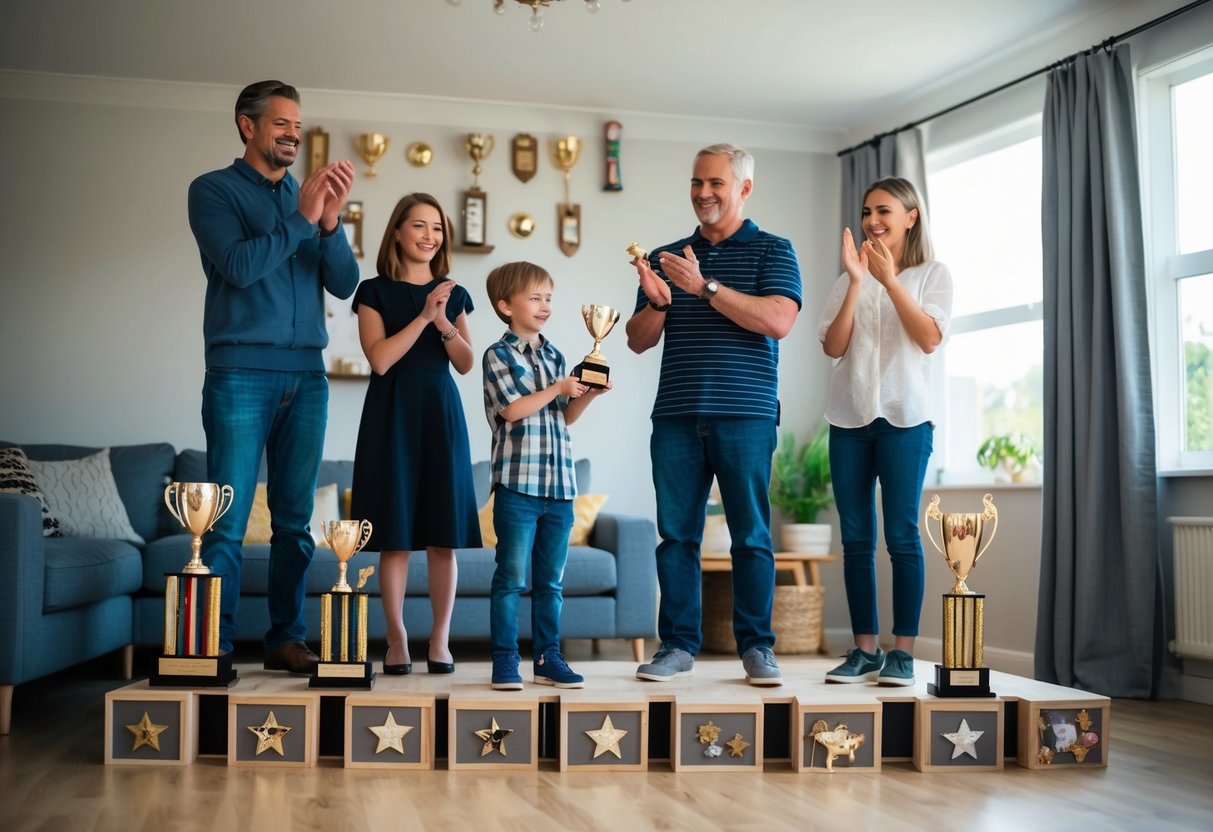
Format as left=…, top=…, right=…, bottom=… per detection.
left=942, top=718, right=984, bottom=760
left=248, top=710, right=293, bottom=756
left=125, top=711, right=170, bottom=752
left=474, top=717, right=514, bottom=757
left=585, top=714, right=629, bottom=759
left=696, top=720, right=722, bottom=745
left=726, top=732, right=751, bottom=758
left=368, top=711, right=413, bottom=755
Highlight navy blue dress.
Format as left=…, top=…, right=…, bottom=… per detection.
left=350, top=277, right=481, bottom=552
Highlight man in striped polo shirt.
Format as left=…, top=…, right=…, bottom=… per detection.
left=625, top=143, right=802, bottom=686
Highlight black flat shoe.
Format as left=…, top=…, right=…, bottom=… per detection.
left=427, top=642, right=455, bottom=674
left=383, top=661, right=412, bottom=676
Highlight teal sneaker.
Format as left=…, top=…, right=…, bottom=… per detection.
left=877, top=648, right=915, bottom=686
left=824, top=647, right=885, bottom=683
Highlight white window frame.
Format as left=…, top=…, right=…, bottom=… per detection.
left=1140, top=48, right=1213, bottom=475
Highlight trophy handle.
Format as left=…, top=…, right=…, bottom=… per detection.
left=212, top=485, right=235, bottom=529
left=163, top=482, right=184, bottom=527
left=974, top=493, right=999, bottom=565
left=357, top=519, right=374, bottom=552
left=924, top=494, right=944, bottom=556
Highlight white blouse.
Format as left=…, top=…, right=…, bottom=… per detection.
left=816, top=260, right=953, bottom=429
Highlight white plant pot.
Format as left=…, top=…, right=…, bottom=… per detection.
left=781, top=523, right=832, bottom=555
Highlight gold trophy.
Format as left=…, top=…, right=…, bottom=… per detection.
left=155, top=482, right=237, bottom=687
left=313, top=519, right=376, bottom=688
left=924, top=493, right=999, bottom=698
left=461, top=133, right=495, bottom=247
left=551, top=136, right=583, bottom=256
left=355, top=132, right=389, bottom=177
left=573, top=305, right=620, bottom=389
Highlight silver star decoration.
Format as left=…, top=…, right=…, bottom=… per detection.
left=368, top=711, right=413, bottom=755
left=942, top=718, right=984, bottom=760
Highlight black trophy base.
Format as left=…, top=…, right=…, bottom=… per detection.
left=151, top=652, right=239, bottom=688
left=310, top=661, right=376, bottom=689
left=573, top=359, right=609, bottom=389
left=928, top=664, right=995, bottom=698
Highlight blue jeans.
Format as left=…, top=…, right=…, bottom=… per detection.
left=199, top=368, right=328, bottom=652
left=489, top=486, right=574, bottom=656
left=829, top=418, right=934, bottom=639
left=651, top=416, right=777, bottom=657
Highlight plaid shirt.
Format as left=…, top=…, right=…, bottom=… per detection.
left=482, top=330, right=577, bottom=500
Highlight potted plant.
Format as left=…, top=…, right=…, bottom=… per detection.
left=769, top=423, right=834, bottom=554
left=976, top=431, right=1039, bottom=482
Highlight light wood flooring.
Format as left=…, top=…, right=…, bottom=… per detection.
left=3, top=639, right=1212, bottom=832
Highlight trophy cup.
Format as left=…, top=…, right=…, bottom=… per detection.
left=462, top=133, right=495, bottom=247
left=312, top=519, right=376, bottom=688
left=924, top=493, right=999, bottom=698
left=355, top=132, right=389, bottom=177
left=154, top=482, right=238, bottom=687
left=573, top=305, right=620, bottom=388
left=551, top=136, right=582, bottom=256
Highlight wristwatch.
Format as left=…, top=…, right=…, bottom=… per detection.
left=700, top=280, right=720, bottom=301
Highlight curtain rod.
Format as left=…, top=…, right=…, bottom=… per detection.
left=836, top=0, right=1210, bottom=157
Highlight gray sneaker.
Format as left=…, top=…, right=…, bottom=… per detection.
left=741, top=646, right=784, bottom=686
left=635, top=645, right=695, bottom=681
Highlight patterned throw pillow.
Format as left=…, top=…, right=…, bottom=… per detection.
left=28, top=448, right=144, bottom=544
left=0, top=446, right=63, bottom=537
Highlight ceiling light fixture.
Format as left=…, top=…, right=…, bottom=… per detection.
left=448, top=0, right=628, bottom=33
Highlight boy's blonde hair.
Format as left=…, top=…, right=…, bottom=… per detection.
left=485, top=261, right=554, bottom=324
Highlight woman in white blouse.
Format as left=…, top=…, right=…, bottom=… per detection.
left=817, top=177, right=953, bottom=687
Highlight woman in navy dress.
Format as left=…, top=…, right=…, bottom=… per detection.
left=352, top=193, right=480, bottom=675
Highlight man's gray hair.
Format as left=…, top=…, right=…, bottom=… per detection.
left=695, top=143, right=754, bottom=183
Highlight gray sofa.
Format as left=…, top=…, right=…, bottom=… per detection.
left=0, top=441, right=657, bottom=734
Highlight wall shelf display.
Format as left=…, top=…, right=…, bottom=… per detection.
left=343, top=202, right=364, bottom=258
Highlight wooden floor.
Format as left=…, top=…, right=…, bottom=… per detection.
left=3, top=639, right=1212, bottom=832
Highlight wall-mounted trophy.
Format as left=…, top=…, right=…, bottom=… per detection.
left=603, top=121, right=623, bottom=191
left=924, top=493, right=999, bottom=698
left=306, top=126, right=329, bottom=176
left=355, top=133, right=389, bottom=178
left=154, top=482, right=238, bottom=687
left=312, top=519, right=376, bottom=688
left=511, top=133, right=537, bottom=183
left=551, top=136, right=582, bottom=257
left=573, top=305, right=620, bottom=389
left=462, top=133, right=495, bottom=247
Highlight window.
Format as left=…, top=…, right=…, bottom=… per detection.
left=926, top=132, right=1045, bottom=483
left=1143, top=50, right=1213, bottom=471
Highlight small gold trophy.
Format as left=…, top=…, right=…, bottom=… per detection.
left=924, top=493, right=999, bottom=698
left=574, top=305, right=620, bottom=389
left=355, top=133, right=389, bottom=177
left=313, top=519, right=376, bottom=688
left=155, top=482, right=237, bottom=687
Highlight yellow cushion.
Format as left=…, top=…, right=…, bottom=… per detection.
left=478, top=492, right=609, bottom=548
left=243, top=482, right=339, bottom=548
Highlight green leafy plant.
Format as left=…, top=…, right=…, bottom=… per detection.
left=769, top=424, right=833, bottom=524
left=976, top=432, right=1038, bottom=479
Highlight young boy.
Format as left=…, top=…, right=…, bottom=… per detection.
left=482, top=262, right=611, bottom=690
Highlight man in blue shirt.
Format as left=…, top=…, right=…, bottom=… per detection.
left=187, top=80, right=359, bottom=674
left=626, top=143, right=802, bottom=686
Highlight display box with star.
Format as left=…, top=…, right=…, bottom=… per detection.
left=559, top=697, right=649, bottom=772
left=227, top=693, right=318, bottom=768
left=792, top=699, right=882, bottom=773
left=447, top=694, right=538, bottom=771
left=913, top=698, right=1004, bottom=772
left=343, top=693, right=435, bottom=769
left=1016, top=699, right=1110, bottom=770
left=671, top=699, right=763, bottom=772
left=104, top=685, right=196, bottom=766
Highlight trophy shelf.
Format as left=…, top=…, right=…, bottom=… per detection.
left=453, top=244, right=495, bottom=255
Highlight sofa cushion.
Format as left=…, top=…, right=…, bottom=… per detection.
left=0, top=446, right=62, bottom=536
left=43, top=536, right=142, bottom=611
left=403, top=546, right=616, bottom=597
left=7, top=441, right=176, bottom=543
left=29, top=448, right=145, bottom=544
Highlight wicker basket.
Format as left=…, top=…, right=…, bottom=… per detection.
left=701, top=572, right=823, bottom=654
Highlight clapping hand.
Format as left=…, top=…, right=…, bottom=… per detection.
left=632, top=255, right=672, bottom=308
left=421, top=279, right=457, bottom=324
left=319, top=161, right=355, bottom=233
left=658, top=246, right=707, bottom=297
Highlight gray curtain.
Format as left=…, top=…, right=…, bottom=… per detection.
left=1037, top=44, right=1161, bottom=697
left=839, top=128, right=928, bottom=241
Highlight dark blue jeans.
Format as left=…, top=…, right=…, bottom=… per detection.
left=199, top=368, right=328, bottom=652
left=651, top=416, right=777, bottom=657
left=489, top=486, right=574, bottom=656
left=829, top=418, right=934, bottom=639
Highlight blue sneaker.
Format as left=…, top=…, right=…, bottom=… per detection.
left=491, top=651, right=523, bottom=691
left=877, top=648, right=916, bottom=686
left=741, top=646, right=784, bottom=686
left=533, top=647, right=585, bottom=689
left=824, top=647, right=886, bottom=683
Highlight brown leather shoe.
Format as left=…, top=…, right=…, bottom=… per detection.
left=264, top=640, right=320, bottom=675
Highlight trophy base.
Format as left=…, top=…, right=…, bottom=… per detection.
left=310, top=661, right=376, bottom=689
left=573, top=358, right=609, bottom=389
left=928, top=664, right=995, bottom=698
left=151, top=652, right=239, bottom=688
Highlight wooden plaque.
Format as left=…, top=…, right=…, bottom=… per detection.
left=512, top=133, right=538, bottom=183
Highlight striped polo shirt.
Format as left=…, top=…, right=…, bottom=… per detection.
left=482, top=330, right=577, bottom=500
left=632, top=219, right=802, bottom=420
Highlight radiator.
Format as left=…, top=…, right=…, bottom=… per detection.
left=1170, top=517, right=1213, bottom=661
